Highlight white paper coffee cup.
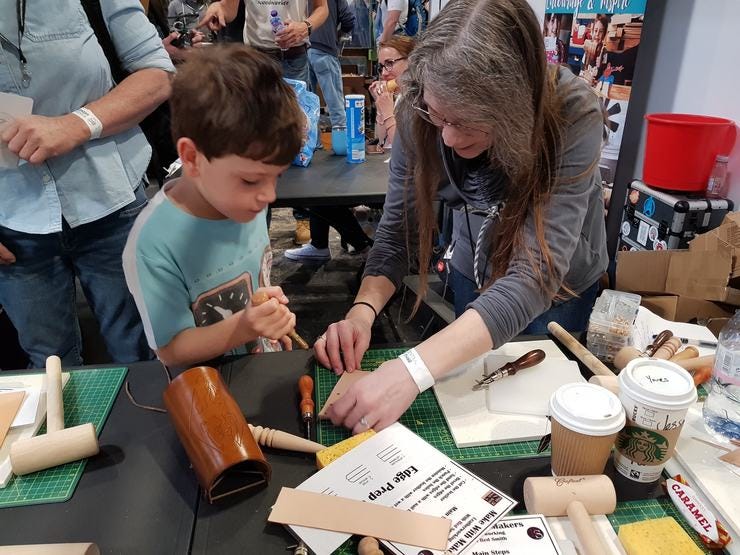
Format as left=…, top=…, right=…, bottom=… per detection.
left=549, top=383, right=625, bottom=476
left=615, top=359, right=697, bottom=483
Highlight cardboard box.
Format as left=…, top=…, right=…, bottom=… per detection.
left=640, top=295, right=734, bottom=323
left=689, top=212, right=740, bottom=278
left=616, top=249, right=740, bottom=306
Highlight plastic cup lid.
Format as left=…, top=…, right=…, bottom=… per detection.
left=549, top=383, right=626, bottom=436
left=619, top=359, right=697, bottom=409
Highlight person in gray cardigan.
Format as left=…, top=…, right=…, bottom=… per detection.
left=315, top=0, right=609, bottom=434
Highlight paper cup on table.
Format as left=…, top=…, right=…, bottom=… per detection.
left=614, top=358, right=697, bottom=483
left=549, top=383, right=625, bottom=476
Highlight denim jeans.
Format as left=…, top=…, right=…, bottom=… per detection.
left=449, top=266, right=600, bottom=335
left=308, top=48, right=346, bottom=128
left=0, top=185, right=152, bottom=368
left=282, top=52, right=310, bottom=85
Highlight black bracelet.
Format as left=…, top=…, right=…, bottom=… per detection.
left=351, top=301, right=378, bottom=320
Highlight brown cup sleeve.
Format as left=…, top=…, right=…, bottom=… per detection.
left=163, top=366, right=271, bottom=503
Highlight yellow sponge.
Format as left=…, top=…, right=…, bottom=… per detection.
left=316, top=429, right=376, bottom=469
left=618, top=517, right=703, bottom=555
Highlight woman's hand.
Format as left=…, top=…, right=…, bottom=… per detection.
left=369, top=80, right=384, bottom=100
left=326, top=358, right=419, bottom=434
left=314, top=313, right=372, bottom=374
left=374, top=91, right=395, bottom=122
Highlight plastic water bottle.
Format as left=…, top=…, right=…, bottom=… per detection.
left=269, top=10, right=284, bottom=34
left=703, top=310, right=740, bottom=443
left=705, top=154, right=729, bottom=198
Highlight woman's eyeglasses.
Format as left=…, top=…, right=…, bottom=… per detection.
left=411, top=100, right=490, bottom=135
left=377, top=57, right=406, bottom=73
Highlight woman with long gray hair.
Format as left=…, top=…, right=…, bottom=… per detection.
left=316, top=0, right=608, bottom=433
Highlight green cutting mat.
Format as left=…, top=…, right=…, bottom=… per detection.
left=315, top=348, right=546, bottom=463
left=0, top=366, right=127, bottom=509
left=326, top=498, right=711, bottom=555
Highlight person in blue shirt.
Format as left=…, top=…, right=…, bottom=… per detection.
left=123, top=45, right=304, bottom=369
left=0, top=0, right=174, bottom=368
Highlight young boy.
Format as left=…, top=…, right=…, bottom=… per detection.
left=123, top=45, right=305, bottom=368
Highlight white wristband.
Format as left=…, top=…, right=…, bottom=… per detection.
left=72, top=107, right=103, bottom=140
left=398, top=348, right=435, bottom=393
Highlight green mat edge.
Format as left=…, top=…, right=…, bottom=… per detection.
left=0, top=366, right=128, bottom=508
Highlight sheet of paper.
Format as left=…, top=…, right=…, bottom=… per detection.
left=10, top=387, right=40, bottom=428
left=470, top=515, right=562, bottom=554
left=632, top=306, right=717, bottom=356
left=289, top=423, right=517, bottom=555
left=0, top=92, right=34, bottom=169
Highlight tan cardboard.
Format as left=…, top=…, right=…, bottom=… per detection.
left=616, top=250, right=740, bottom=306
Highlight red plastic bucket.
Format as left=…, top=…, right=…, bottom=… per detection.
left=643, top=113, right=736, bottom=192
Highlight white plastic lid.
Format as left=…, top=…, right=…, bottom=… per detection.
left=549, top=383, right=626, bottom=436
left=619, top=359, right=697, bottom=409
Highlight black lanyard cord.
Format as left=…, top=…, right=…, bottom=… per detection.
left=16, top=0, right=26, bottom=64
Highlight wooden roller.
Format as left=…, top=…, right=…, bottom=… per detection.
left=653, top=337, right=683, bottom=360
left=9, top=356, right=99, bottom=476
left=251, top=291, right=309, bottom=349
left=524, top=475, right=617, bottom=555
left=669, top=346, right=699, bottom=363
left=248, top=424, right=325, bottom=453
left=588, top=375, right=620, bottom=395
left=0, top=544, right=99, bottom=555
left=673, top=355, right=715, bottom=372
left=547, top=322, right=614, bottom=377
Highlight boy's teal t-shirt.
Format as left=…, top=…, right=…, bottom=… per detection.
left=123, top=186, right=272, bottom=351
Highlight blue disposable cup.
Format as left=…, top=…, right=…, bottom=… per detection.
left=331, top=126, right=347, bottom=156
left=345, top=94, right=366, bottom=164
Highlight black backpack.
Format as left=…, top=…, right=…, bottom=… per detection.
left=80, top=0, right=177, bottom=184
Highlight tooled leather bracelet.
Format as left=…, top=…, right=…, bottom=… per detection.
left=351, top=300, right=378, bottom=320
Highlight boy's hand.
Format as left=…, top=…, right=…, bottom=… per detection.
left=242, top=287, right=294, bottom=341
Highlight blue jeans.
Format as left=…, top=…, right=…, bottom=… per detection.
left=0, top=185, right=152, bottom=368
left=308, top=48, right=346, bottom=128
left=282, top=52, right=310, bottom=85
left=449, top=267, right=599, bottom=335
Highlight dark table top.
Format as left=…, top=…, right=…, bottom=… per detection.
left=0, top=362, right=198, bottom=554
left=274, top=149, right=390, bottom=208
left=0, top=341, right=663, bottom=554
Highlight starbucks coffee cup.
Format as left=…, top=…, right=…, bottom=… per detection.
left=549, top=383, right=626, bottom=476
left=615, top=359, right=697, bottom=483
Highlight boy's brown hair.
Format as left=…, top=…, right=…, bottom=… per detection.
left=170, top=45, right=304, bottom=165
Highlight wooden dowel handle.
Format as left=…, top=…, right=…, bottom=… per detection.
left=45, top=355, right=64, bottom=433
left=673, top=355, right=715, bottom=371
left=547, top=322, right=614, bottom=377
left=567, top=500, right=611, bottom=555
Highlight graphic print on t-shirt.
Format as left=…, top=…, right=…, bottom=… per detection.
left=191, top=272, right=254, bottom=327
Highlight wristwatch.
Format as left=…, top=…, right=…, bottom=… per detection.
left=303, top=19, right=312, bottom=36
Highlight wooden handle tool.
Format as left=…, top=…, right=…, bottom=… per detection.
left=251, top=291, right=309, bottom=349
left=669, top=346, right=700, bottom=363
left=475, top=349, right=546, bottom=388
left=645, top=329, right=673, bottom=356
left=299, top=375, right=315, bottom=441
left=547, top=322, right=614, bottom=377
left=248, top=424, right=325, bottom=453
left=653, top=337, right=683, bottom=360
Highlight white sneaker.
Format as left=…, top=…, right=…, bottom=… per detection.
left=284, top=244, right=331, bottom=262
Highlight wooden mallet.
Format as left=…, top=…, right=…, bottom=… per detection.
left=9, top=356, right=99, bottom=476
left=251, top=291, right=309, bottom=349
left=524, top=475, right=617, bottom=555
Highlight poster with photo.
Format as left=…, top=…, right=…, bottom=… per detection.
left=544, top=0, right=647, bottom=217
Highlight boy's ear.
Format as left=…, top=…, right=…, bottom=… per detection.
left=177, top=137, right=202, bottom=178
